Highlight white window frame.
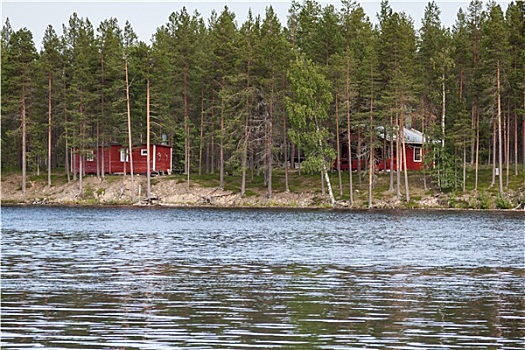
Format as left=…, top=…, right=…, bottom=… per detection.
left=86, top=150, right=95, bottom=162
left=141, top=149, right=148, bottom=156
left=120, top=148, right=129, bottom=162
left=413, top=147, right=422, bottom=162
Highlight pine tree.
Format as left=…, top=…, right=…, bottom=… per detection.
left=482, top=2, right=510, bottom=195
left=505, top=1, right=525, bottom=176
left=96, top=18, right=124, bottom=178
left=210, top=7, right=239, bottom=189
left=40, top=25, right=62, bottom=186
left=466, top=0, right=485, bottom=190
left=167, top=8, right=201, bottom=190
left=259, top=6, right=291, bottom=197
left=62, top=14, right=98, bottom=194
left=2, top=27, right=38, bottom=194
left=236, top=10, right=260, bottom=195
left=379, top=10, right=418, bottom=201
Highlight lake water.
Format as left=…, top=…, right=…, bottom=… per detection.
left=1, top=206, right=524, bottom=349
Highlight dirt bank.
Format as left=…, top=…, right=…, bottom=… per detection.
left=1, top=174, right=321, bottom=208
left=2, top=173, right=524, bottom=210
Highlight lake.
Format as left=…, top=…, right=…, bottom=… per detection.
left=1, top=206, right=524, bottom=349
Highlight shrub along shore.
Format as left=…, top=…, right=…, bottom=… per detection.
left=1, top=167, right=524, bottom=210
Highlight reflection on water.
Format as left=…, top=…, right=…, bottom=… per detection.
left=1, top=206, right=524, bottom=349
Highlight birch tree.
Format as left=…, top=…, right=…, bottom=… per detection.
left=286, top=54, right=335, bottom=206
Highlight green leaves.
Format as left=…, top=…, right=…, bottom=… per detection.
left=287, top=54, right=334, bottom=171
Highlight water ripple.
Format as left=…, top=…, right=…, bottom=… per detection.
left=1, top=207, right=524, bottom=349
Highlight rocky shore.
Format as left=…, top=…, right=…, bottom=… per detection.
left=1, top=173, right=524, bottom=210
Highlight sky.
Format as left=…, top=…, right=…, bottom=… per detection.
left=2, top=1, right=508, bottom=50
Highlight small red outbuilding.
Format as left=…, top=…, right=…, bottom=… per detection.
left=72, top=144, right=172, bottom=175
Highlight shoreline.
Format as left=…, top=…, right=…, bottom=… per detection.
left=1, top=172, right=524, bottom=211
left=2, top=201, right=524, bottom=213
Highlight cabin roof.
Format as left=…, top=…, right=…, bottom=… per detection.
left=377, top=127, right=426, bottom=145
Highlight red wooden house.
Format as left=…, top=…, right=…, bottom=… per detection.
left=337, top=127, right=428, bottom=172
left=72, top=144, right=172, bottom=175
left=376, top=127, right=427, bottom=171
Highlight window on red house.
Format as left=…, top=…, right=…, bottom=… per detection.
left=120, top=148, right=129, bottom=162
left=86, top=150, right=94, bottom=162
left=414, top=147, right=422, bottom=162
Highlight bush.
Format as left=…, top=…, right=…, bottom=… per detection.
left=496, top=194, right=513, bottom=210
left=477, top=191, right=492, bottom=209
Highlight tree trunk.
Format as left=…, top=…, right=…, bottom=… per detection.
left=320, top=171, right=325, bottom=195
left=345, top=67, right=353, bottom=205
left=346, top=97, right=353, bottom=206
left=241, top=70, right=250, bottom=196
left=64, top=81, right=70, bottom=183
left=298, top=147, right=301, bottom=176
left=125, top=60, right=135, bottom=201
left=491, top=117, right=496, bottom=187
left=72, top=150, right=76, bottom=181
left=475, top=104, right=480, bottom=191
left=441, top=71, right=446, bottom=148
left=79, top=155, right=83, bottom=195
left=396, top=113, right=401, bottom=199
left=47, top=74, right=52, bottom=187
left=101, top=142, right=105, bottom=178
left=199, top=89, right=204, bottom=176
left=357, top=128, right=362, bottom=186
left=211, top=96, right=215, bottom=175
left=219, top=98, right=225, bottom=189
left=184, top=66, right=190, bottom=192
left=291, top=143, right=295, bottom=170
left=368, top=66, right=374, bottom=208
left=283, top=91, right=290, bottom=193
left=267, top=80, right=274, bottom=198
left=146, top=78, right=151, bottom=200
left=96, top=121, right=100, bottom=179
left=21, top=85, right=27, bottom=195
left=335, top=80, right=343, bottom=197
left=505, top=104, right=510, bottom=187
left=497, top=61, right=503, bottom=194
left=389, top=113, right=394, bottom=193
left=463, top=144, right=467, bottom=192
left=313, top=115, right=334, bottom=206
left=241, top=129, right=248, bottom=196
left=100, top=52, right=105, bottom=180
left=514, top=111, right=518, bottom=176
left=422, top=110, right=428, bottom=190
left=401, top=113, right=409, bottom=202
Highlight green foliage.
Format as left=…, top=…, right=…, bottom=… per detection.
left=1, top=1, right=523, bottom=203
left=496, top=194, right=513, bottom=209
left=430, top=146, right=460, bottom=191
left=477, top=191, right=492, bottom=210
left=83, top=186, right=95, bottom=198
left=287, top=54, right=335, bottom=172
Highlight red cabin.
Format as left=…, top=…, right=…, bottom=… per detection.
left=72, top=144, right=172, bottom=175
left=336, top=127, right=429, bottom=172
left=377, top=127, right=427, bottom=171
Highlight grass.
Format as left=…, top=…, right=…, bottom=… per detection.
left=3, top=164, right=524, bottom=209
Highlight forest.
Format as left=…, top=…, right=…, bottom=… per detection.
left=2, top=0, right=524, bottom=206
